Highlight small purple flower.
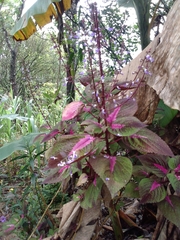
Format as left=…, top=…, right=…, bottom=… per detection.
left=107, top=27, right=113, bottom=32
left=144, top=68, right=152, bottom=76
left=73, top=34, right=80, bottom=39
left=95, top=48, right=100, bottom=53
left=89, top=31, right=95, bottom=37
left=79, top=71, right=85, bottom=75
left=101, top=75, right=105, bottom=83
left=0, top=216, right=6, bottom=223
left=146, top=54, right=154, bottom=63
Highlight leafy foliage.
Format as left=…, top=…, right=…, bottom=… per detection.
left=1, top=1, right=179, bottom=238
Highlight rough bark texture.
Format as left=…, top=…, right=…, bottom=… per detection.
left=116, top=35, right=160, bottom=123
left=147, top=0, right=180, bottom=110
left=117, top=0, right=180, bottom=123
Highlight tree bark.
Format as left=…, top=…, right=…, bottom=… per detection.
left=117, top=0, right=180, bottom=122
left=1, top=0, right=24, bottom=98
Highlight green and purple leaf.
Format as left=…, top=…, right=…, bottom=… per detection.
left=81, top=120, right=103, bottom=135
left=139, top=178, right=166, bottom=203
left=43, top=163, right=79, bottom=184
left=45, top=134, right=85, bottom=162
left=168, top=156, right=180, bottom=170
left=107, top=98, right=138, bottom=118
left=123, top=128, right=174, bottom=156
left=123, top=181, right=140, bottom=198
left=90, top=155, right=132, bottom=198
left=138, top=154, right=169, bottom=177
left=108, top=116, right=146, bottom=137
left=107, top=106, right=121, bottom=124
left=62, top=101, right=84, bottom=121
left=115, top=98, right=138, bottom=117
left=153, top=163, right=168, bottom=175
left=69, top=135, right=95, bottom=154
left=150, top=181, right=161, bottom=192
left=80, top=177, right=103, bottom=209
left=158, top=195, right=180, bottom=228
left=41, top=129, right=60, bottom=143
left=167, top=173, right=180, bottom=194
left=109, top=156, right=116, bottom=173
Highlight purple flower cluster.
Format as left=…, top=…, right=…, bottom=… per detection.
left=0, top=216, right=6, bottom=222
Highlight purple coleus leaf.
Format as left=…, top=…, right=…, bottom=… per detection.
left=109, top=156, right=116, bottom=173
left=154, top=163, right=168, bottom=175
left=150, top=181, right=161, bottom=192
left=4, top=224, right=15, bottom=233
left=41, top=129, right=60, bottom=143
left=59, top=164, right=70, bottom=174
left=33, top=133, right=46, bottom=142
left=123, top=128, right=174, bottom=156
left=107, top=106, right=121, bottom=124
left=69, top=134, right=95, bottom=155
left=93, top=176, right=97, bottom=186
left=62, top=101, right=84, bottom=121
left=174, top=164, right=180, bottom=172
left=175, top=173, right=180, bottom=180
left=165, top=195, right=174, bottom=208
left=39, top=124, right=52, bottom=130
left=81, top=119, right=102, bottom=128
left=111, top=123, right=125, bottom=129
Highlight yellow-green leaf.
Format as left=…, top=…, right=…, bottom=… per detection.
left=10, top=0, right=72, bottom=41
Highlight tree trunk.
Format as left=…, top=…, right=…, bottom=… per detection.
left=57, top=0, right=78, bottom=104
left=117, top=0, right=180, bottom=123
left=1, top=0, right=24, bottom=98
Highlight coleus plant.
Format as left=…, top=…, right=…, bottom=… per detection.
left=39, top=2, right=180, bottom=232
left=39, top=51, right=180, bottom=227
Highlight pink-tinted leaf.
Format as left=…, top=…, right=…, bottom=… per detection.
left=83, top=106, right=91, bottom=112
left=4, top=224, right=15, bottom=233
left=62, top=101, right=84, bottom=121
left=33, top=133, right=46, bottom=142
left=138, top=154, right=169, bottom=177
left=90, top=155, right=132, bottom=198
left=93, top=177, right=97, bottom=186
left=108, top=117, right=145, bottom=137
left=139, top=178, right=166, bottom=203
left=109, top=156, right=116, bottom=173
left=45, top=134, right=85, bottom=160
left=69, top=135, right=95, bottom=154
left=107, top=106, right=121, bottom=124
left=150, top=181, right=161, bottom=192
left=158, top=196, right=180, bottom=228
left=165, top=195, right=174, bottom=208
left=111, top=123, right=125, bottom=129
left=123, top=129, right=174, bottom=156
left=41, top=129, right=60, bottom=143
left=107, top=98, right=138, bottom=117
left=59, top=164, right=70, bottom=174
left=154, top=163, right=168, bottom=175
left=175, top=164, right=180, bottom=172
